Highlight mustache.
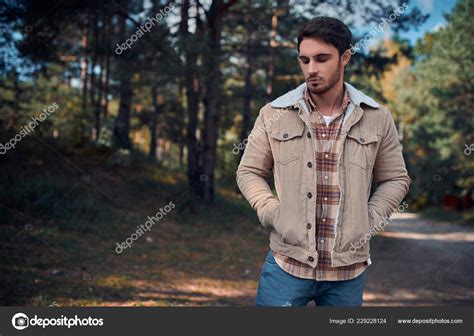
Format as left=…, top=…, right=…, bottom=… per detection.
left=308, top=76, right=323, bottom=81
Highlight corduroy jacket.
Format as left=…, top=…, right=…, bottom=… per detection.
left=236, top=82, right=410, bottom=268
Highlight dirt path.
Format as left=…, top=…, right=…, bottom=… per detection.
left=362, top=213, right=474, bottom=306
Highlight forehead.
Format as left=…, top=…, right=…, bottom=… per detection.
left=299, top=38, right=338, bottom=56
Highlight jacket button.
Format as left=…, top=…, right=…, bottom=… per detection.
left=359, top=137, right=365, bottom=143
left=307, top=223, right=311, bottom=230
left=308, top=256, right=314, bottom=262
left=283, top=133, right=288, bottom=138
left=307, top=162, right=312, bottom=168
left=307, top=192, right=312, bottom=198
left=306, top=132, right=311, bottom=138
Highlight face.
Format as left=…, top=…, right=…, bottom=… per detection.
left=298, top=38, right=350, bottom=94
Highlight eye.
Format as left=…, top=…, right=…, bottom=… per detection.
left=299, top=57, right=309, bottom=64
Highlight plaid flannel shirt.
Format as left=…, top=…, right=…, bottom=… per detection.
left=272, top=86, right=370, bottom=281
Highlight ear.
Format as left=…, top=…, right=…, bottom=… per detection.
left=341, top=49, right=351, bottom=67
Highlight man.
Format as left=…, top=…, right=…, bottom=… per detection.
left=236, top=17, right=410, bottom=307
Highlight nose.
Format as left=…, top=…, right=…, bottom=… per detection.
left=308, top=60, right=319, bottom=75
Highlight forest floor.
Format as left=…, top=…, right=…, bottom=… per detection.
left=1, top=139, right=472, bottom=306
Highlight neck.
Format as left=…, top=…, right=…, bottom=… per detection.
left=308, top=80, right=345, bottom=116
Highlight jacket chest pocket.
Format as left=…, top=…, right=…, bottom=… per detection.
left=270, top=124, right=305, bottom=165
left=345, top=131, right=379, bottom=169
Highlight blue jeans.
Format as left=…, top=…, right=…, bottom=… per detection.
left=256, top=250, right=367, bottom=307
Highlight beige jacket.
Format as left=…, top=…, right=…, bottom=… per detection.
left=236, top=82, right=410, bottom=267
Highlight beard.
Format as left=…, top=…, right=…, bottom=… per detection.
left=307, top=60, right=342, bottom=94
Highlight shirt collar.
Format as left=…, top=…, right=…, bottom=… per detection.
left=303, top=85, right=351, bottom=116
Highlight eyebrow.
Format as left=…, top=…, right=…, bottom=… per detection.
left=298, top=53, right=332, bottom=59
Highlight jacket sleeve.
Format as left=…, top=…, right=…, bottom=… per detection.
left=368, top=107, right=411, bottom=226
left=236, top=105, right=279, bottom=228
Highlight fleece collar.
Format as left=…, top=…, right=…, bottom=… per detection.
left=270, top=81, right=380, bottom=109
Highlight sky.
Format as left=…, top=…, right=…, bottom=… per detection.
left=303, top=0, right=459, bottom=53
left=346, top=0, right=458, bottom=52
left=402, top=0, right=458, bottom=43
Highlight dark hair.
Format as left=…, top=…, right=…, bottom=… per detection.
left=297, top=17, right=352, bottom=55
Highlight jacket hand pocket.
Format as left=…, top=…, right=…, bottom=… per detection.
left=368, top=207, right=382, bottom=231
left=271, top=203, right=281, bottom=231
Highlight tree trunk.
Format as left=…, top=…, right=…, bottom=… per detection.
left=240, top=0, right=253, bottom=154
left=89, top=12, right=100, bottom=141
left=202, top=0, right=237, bottom=204
left=113, top=13, right=133, bottom=149
left=102, top=13, right=112, bottom=119
left=149, top=84, right=161, bottom=160
left=80, top=16, right=89, bottom=143
left=266, top=7, right=279, bottom=98
left=180, top=0, right=202, bottom=200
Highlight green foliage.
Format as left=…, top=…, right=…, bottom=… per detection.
left=393, top=0, right=474, bottom=206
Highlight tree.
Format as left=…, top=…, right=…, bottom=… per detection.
left=394, top=0, right=474, bottom=206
